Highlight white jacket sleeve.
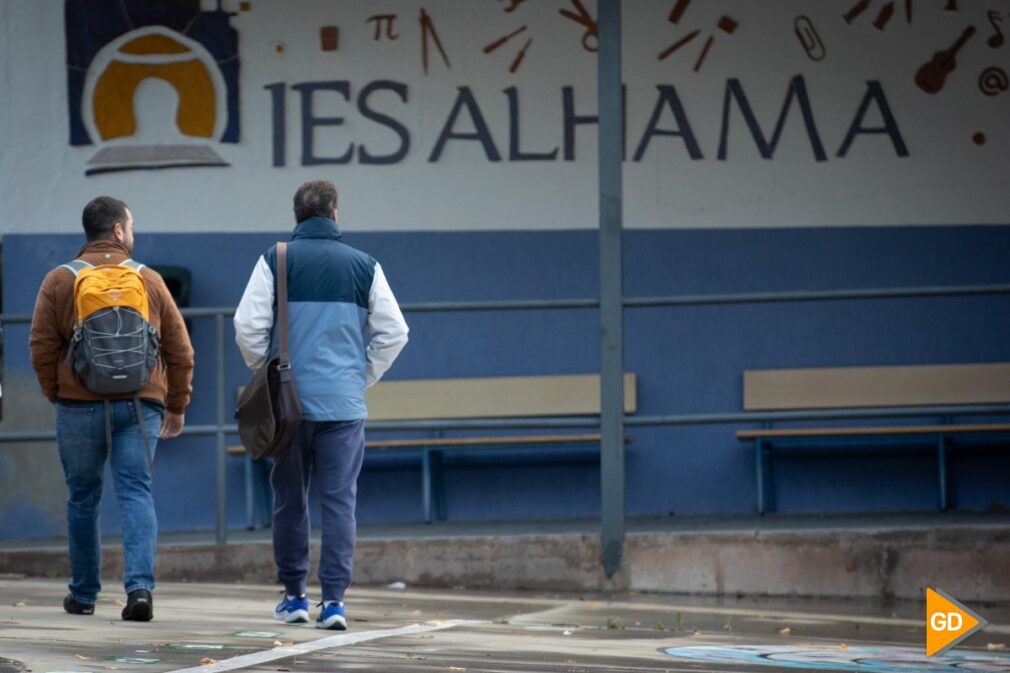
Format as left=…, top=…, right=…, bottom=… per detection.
left=234, top=255, right=275, bottom=370
left=366, top=262, right=409, bottom=387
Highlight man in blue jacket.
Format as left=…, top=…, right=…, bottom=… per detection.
left=234, top=181, right=408, bottom=630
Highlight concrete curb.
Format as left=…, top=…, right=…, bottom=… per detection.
left=3, top=525, right=1008, bottom=600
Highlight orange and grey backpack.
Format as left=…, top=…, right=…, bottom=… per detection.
left=62, top=259, right=160, bottom=395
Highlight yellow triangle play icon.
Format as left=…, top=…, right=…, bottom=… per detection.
left=926, top=587, right=988, bottom=657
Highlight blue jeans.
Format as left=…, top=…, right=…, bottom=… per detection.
left=56, top=400, right=162, bottom=605
left=271, top=420, right=365, bottom=602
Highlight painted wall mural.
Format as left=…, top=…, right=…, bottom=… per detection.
left=0, top=0, right=1006, bottom=232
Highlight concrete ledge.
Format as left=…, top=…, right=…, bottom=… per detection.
left=623, top=527, right=1010, bottom=601
left=3, top=518, right=1008, bottom=601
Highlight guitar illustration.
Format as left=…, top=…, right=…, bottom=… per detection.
left=915, top=26, right=976, bottom=94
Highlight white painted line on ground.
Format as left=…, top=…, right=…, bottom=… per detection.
left=165, top=620, right=475, bottom=673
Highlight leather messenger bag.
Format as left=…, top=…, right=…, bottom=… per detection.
left=235, top=242, right=302, bottom=459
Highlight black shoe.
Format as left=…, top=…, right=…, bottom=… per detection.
left=121, top=589, right=153, bottom=622
left=63, top=593, right=95, bottom=615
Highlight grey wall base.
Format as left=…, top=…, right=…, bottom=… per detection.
left=3, top=525, right=1007, bottom=601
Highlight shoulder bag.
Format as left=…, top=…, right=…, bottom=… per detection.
left=235, top=242, right=302, bottom=459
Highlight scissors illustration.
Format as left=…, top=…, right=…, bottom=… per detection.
left=559, top=0, right=598, bottom=52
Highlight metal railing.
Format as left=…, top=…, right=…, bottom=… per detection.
left=2, top=282, right=1009, bottom=548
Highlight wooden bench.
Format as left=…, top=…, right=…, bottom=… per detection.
left=736, top=363, right=1010, bottom=514
left=231, top=373, right=636, bottom=525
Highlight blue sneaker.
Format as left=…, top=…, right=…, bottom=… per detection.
left=274, top=594, right=309, bottom=623
left=316, top=601, right=347, bottom=630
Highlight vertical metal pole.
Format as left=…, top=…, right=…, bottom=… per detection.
left=216, top=313, right=228, bottom=545
left=598, top=0, right=625, bottom=579
left=422, top=448, right=432, bottom=524
left=938, top=435, right=949, bottom=512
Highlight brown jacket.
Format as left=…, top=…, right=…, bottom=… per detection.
left=29, top=240, right=195, bottom=414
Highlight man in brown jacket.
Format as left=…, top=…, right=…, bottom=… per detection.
left=29, top=196, right=194, bottom=622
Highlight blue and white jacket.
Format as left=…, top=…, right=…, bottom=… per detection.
left=234, top=217, right=409, bottom=421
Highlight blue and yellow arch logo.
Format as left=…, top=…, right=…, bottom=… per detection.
left=65, top=0, right=239, bottom=174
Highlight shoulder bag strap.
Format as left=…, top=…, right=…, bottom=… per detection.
left=277, top=242, right=292, bottom=376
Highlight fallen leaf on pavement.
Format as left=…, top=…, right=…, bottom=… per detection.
left=74, top=654, right=89, bottom=660
left=13, top=601, right=27, bottom=608
left=200, top=658, right=216, bottom=665
left=778, top=627, right=792, bottom=636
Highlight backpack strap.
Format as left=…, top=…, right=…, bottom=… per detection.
left=61, top=260, right=93, bottom=276
left=122, top=259, right=146, bottom=273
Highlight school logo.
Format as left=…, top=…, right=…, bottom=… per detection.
left=65, top=0, right=240, bottom=175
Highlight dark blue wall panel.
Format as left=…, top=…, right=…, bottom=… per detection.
left=3, top=225, right=1009, bottom=538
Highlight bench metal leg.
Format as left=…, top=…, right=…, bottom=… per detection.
left=755, top=438, right=775, bottom=514
left=422, top=448, right=433, bottom=524
left=764, top=444, right=776, bottom=513
left=938, top=434, right=949, bottom=511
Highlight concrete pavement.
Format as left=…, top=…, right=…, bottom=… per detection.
left=2, top=578, right=1010, bottom=673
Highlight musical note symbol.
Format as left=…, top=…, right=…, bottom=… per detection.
left=987, top=10, right=1004, bottom=48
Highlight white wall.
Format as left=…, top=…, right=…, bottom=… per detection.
left=1, top=0, right=1008, bottom=233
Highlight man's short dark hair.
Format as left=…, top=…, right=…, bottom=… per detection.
left=82, top=196, right=128, bottom=241
left=293, top=181, right=338, bottom=223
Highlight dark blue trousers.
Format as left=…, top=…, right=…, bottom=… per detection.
left=270, top=419, right=365, bottom=602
